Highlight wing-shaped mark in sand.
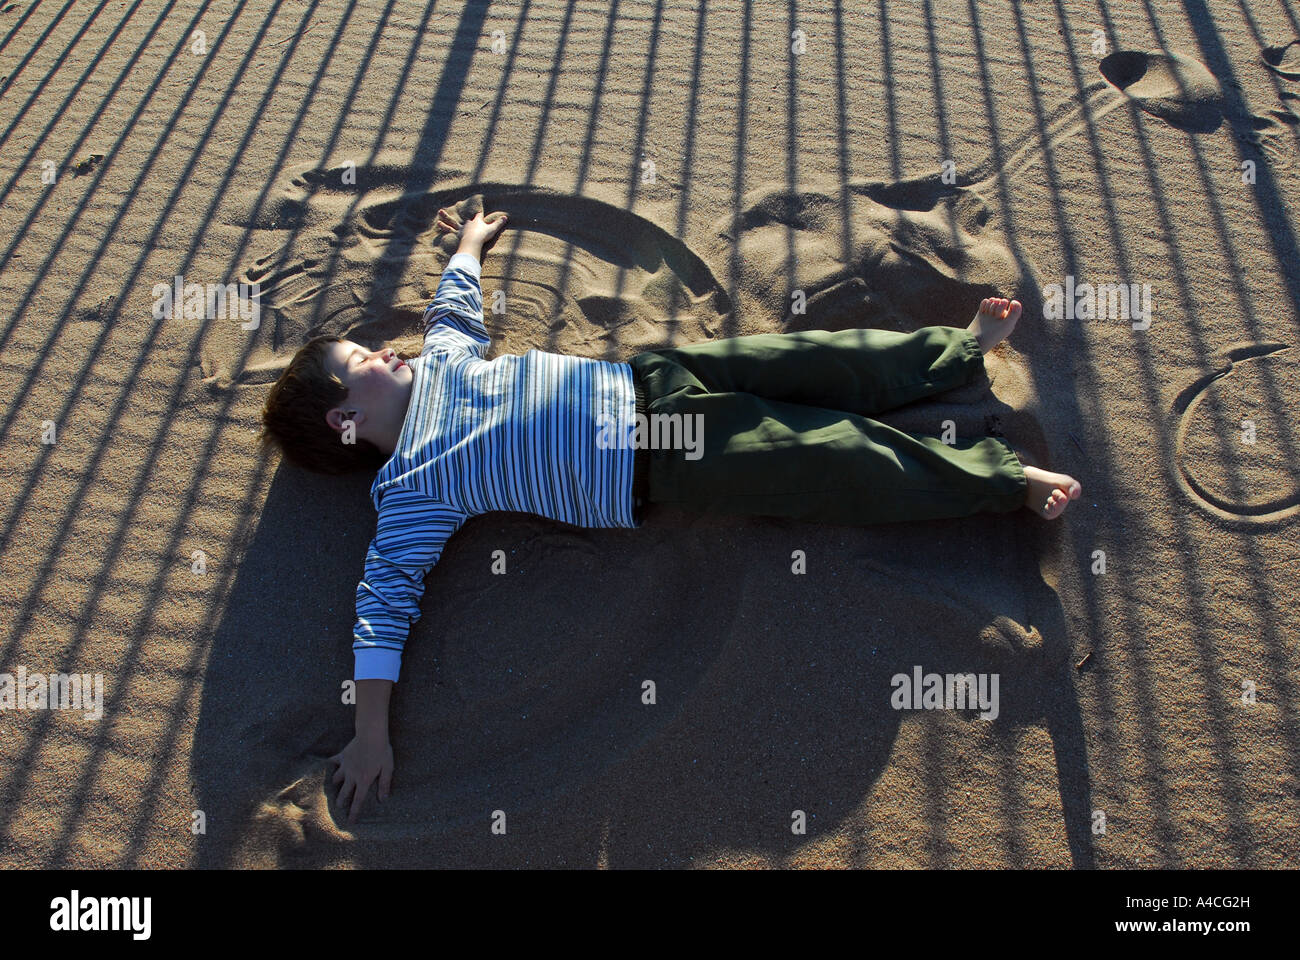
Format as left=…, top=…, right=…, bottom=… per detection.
left=1173, top=342, right=1298, bottom=525
left=708, top=176, right=1043, bottom=337
left=206, top=164, right=732, bottom=390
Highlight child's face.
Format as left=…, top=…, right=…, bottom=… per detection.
left=322, top=339, right=413, bottom=441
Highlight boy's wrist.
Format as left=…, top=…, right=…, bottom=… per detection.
left=455, top=238, right=484, bottom=260
left=356, top=712, right=389, bottom=739
left=357, top=718, right=388, bottom=739
left=354, top=677, right=393, bottom=737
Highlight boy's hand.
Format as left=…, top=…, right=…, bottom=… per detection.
left=458, top=209, right=508, bottom=248
left=329, top=729, right=394, bottom=824
left=437, top=205, right=508, bottom=246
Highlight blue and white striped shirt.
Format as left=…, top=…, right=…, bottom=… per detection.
left=352, top=252, right=642, bottom=682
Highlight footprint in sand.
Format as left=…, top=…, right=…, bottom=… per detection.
left=1096, top=45, right=1300, bottom=167
left=205, top=160, right=731, bottom=388
left=1263, top=39, right=1300, bottom=81
left=1173, top=343, right=1299, bottom=525
left=1099, top=49, right=1225, bottom=133
left=1233, top=93, right=1300, bottom=170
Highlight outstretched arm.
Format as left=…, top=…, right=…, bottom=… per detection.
left=330, top=486, right=470, bottom=824
left=331, top=679, right=393, bottom=824
left=422, top=209, right=509, bottom=358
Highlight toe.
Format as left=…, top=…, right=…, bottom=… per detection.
left=1007, top=300, right=1022, bottom=320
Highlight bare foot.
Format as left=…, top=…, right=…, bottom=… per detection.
left=967, top=297, right=1022, bottom=354
left=1022, top=464, right=1082, bottom=519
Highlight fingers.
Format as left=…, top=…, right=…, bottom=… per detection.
left=378, top=762, right=393, bottom=802
left=336, top=774, right=355, bottom=814
left=444, top=209, right=509, bottom=245
left=348, top=775, right=375, bottom=823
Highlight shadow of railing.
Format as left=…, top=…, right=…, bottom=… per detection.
left=185, top=0, right=1097, bottom=868
left=7, top=0, right=1284, bottom=869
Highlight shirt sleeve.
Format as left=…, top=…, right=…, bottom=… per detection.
left=421, top=251, right=490, bottom=359
left=353, top=483, right=470, bottom=682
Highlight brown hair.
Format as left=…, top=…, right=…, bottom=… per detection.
left=258, top=335, right=389, bottom=475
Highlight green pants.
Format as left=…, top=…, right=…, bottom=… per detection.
left=626, top=325, right=1028, bottom=525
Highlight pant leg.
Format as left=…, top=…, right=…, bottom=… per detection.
left=626, top=338, right=1027, bottom=525
left=639, top=325, right=985, bottom=416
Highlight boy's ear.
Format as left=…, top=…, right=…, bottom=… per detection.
left=326, top=407, right=363, bottom=433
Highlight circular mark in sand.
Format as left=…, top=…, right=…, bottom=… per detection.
left=1100, top=50, right=1224, bottom=132
left=1173, top=343, right=1298, bottom=525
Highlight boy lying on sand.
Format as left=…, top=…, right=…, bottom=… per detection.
left=259, top=207, right=1081, bottom=823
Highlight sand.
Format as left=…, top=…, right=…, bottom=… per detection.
left=0, top=0, right=1296, bottom=869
